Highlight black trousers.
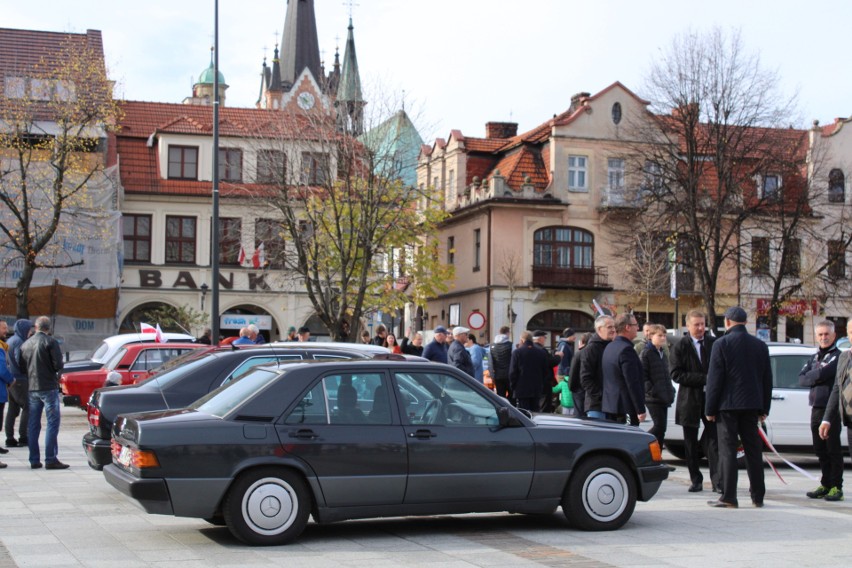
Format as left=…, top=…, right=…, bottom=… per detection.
left=516, top=397, right=540, bottom=413
left=683, top=415, right=720, bottom=488
left=717, top=410, right=765, bottom=505
left=811, top=406, right=843, bottom=489
left=646, top=403, right=668, bottom=446
left=4, top=380, right=29, bottom=442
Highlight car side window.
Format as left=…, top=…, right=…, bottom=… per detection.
left=774, top=355, right=812, bottom=389
left=284, top=382, right=328, bottom=425
left=325, top=373, right=391, bottom=425
left=394, top=372, right=498, bottom=427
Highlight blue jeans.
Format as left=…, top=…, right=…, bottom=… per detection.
left=28, top=389, right=61, bottom=465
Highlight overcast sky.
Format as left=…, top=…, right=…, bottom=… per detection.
left=6, top=0, right=850, bottom=142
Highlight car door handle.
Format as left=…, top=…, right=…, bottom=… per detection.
left=289, top=429, right=319, bottom=440
left=771, top=395, right=785, bottom=400
left=409, top=429, right=437, bottom=439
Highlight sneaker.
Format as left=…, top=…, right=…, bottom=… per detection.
left=45, top=461, right=70, bottom=470
left=824, top=487, right=844, bottom=502
left=806, top=485, right=829, bottom=499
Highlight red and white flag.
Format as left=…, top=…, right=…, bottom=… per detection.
left=252, top=243, right=266, bottom=269
left=238, top=245, right=246, bottom=265
left=140, top=322, right=156, bottom=334
left=154, top=323, right=165, bottom=343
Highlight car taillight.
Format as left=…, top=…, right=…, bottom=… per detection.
left=112, top=440, right=160, bottom=469
left=87, top=404, right=100, bottom=428
left=649, top=440, right=663, bottom=462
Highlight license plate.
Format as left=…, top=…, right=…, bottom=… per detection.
left=117, top=445, right=132, bottom=467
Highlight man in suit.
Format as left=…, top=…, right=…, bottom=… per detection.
left=509, top=331, right=551, bottom=413
left=601, top=314, right=646, bottom=425
left=705, top=306, right=772, bottom=508
left=670, top=309, right=720, bottom=493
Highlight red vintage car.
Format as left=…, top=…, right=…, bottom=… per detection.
left=61, top=342, right=208, bottom=409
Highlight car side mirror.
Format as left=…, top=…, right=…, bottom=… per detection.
left=497, top=406, right=522, bottom=428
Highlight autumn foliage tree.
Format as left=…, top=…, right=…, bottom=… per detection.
left=0, top=34, right=121, bottom=318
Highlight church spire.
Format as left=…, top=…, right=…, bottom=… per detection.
left=280, top=0, right=321, bottom=91
left=335, top=17, right=365, bottom=135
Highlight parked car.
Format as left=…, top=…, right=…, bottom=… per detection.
left=83, top=342, right=388, bottom=470
left=662, top=343, right=849, bottom=459
left=102, top=359, right=667, bottom=545
left=61, top=332, right=196, bottom=374
left=60, top=343, right=209, bottom=409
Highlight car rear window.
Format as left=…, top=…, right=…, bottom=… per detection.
left=192, top=366, right=283, bottom=417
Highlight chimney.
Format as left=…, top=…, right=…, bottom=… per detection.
left=485, top=121, right=518, bottom=139
left=570, top=92, right=591, bottom=111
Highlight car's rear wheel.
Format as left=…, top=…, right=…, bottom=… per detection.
left=223, top=467, right=310, bottom=545
left=562, top=456, right=636, bottom=531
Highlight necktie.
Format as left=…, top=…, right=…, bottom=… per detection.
left=695, top=339, right=703, bottom=363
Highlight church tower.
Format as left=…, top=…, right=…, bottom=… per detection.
left=185, top=48, right=228, bottom=106
left=280, top=0, right=321, bottom=92
left=335, top=17, right=365, bottom=135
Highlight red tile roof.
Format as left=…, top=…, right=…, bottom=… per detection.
left=0, top=27, right=104, bottom=78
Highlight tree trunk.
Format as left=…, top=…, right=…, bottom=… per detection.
left=15, top=261, right=36, bottom=319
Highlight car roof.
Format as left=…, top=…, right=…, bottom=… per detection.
left=767, top=343, right=816, bottom=355
left=101, top=332, right=195, bottom=349
left=264, top=341, right=389, bottom=354
left=119, top=342, right=206, bottom=352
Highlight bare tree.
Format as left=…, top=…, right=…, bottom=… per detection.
left=238, top=92, right=450, bottom=341
left=498, top=249, right=522, bottom=338
left=623, top=232, right=673, bottom=321
left=616, top=27, right=799, bottom=324
left=0, top=36, right=120, bottom=318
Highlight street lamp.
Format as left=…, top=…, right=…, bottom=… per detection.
left=200, top=283, right=209, bottom=311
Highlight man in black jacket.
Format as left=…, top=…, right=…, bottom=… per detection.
left=820, top=319, right=852, bottom=496
left=799, top=320, right=842, bottom=501
left=705, top=306, right=772, bottom=508
left=19, top=316, right=68, bottom=470
left=670, top=309, right=719, bottom=493
left=579, top=315, right=615, bottom=419
left=509, top=331, right=550, bottom=413
left=489, top=326, right=513, bottom=399
left=448, top=326, right=474, bottom=378
left=602, top=314, right=646, bottom=425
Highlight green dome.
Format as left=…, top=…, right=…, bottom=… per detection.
left=198, top=62, right=226, bottom=86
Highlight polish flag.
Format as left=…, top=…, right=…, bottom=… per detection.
left=238, top=245, right=246, bottom=265
left=252, top=244, right=266, bottom=269
left=154, top=323, right=165, bottom=343
left=140, top=322, right=157, bottom=334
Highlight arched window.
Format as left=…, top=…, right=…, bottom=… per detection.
left=533, top=226, right=593, bottom=269
left=829, top=168, right=845, bottom=203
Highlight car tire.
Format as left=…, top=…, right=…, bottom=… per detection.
left=203, top=515, right=226, bottom=526
left=223, top=467, right=311, bottom=545
left=665, top=443, right=687, bottom=461
left=562, top=456, right=636, bottom=531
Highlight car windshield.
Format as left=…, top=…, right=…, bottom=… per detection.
left=89, top=341, right=110, bottom=363
left=190, top=366, right=283, bottom=418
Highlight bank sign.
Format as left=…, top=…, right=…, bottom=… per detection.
left=220, top=315, right=273, bottom=330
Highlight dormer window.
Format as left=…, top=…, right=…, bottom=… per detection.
left=760, top=174, right=780, bottom=201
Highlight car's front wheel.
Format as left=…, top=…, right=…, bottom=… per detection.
left=562, top=456, right=636, bottom=531
left=224, top=467, right=311, bottom=545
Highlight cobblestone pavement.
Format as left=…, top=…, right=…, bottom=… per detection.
left=1, top=405, right=849, bottom=567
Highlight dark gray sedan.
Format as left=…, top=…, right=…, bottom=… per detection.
left=103, top=360, right=668, bottom=545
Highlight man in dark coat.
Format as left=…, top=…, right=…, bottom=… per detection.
left=448, top=326, right=474, bottom=377
left=509, top=331, right=551, bottom=413
left=602, top=314, right=646, bottom=425
left=641, top=324, right=676, bottom=446
left=798, top=320, right=842, bottom=501
left=422, top=326, right=449, bottom=363
left=489, top=326, right=513, bottom=399
left=705, top=306, right=772, bottom=508
left=5, top=319, right=33, bottom=447
left=670, top=309, right=719, bottom=493
left=579, top=315, right=616, bottom=419
left=820, top=319, right=852, bottom=490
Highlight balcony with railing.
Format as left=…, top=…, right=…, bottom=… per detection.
left=532, top=265, right=612, bottom=290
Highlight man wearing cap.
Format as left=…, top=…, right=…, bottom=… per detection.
left=423, top=326, right=449, bottom=363
left=555, top=328, right=575, bottom=384
left=705, top=306, right=772, bottom=509
left=285, top=326, right=298, bottom=341
left=448, top=327, right=475, bottom=377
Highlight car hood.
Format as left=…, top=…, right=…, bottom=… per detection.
left=531, top=413, right=640, bottom=433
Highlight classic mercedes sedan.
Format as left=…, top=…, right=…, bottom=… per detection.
left=103, top=360, right=667, bottom=545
